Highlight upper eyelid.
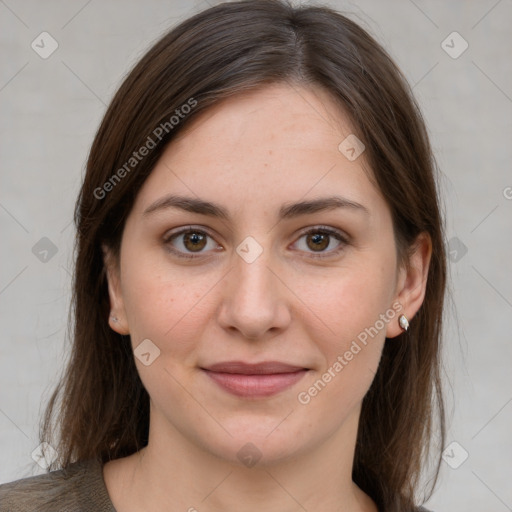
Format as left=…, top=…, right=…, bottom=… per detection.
left=298, top=225, right=349, bottom=239
left=163, top=225, right=218, bottom=243
left=163, top=224, right=349, bottom=239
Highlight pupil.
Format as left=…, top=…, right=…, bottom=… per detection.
left=309, top=233, right=328, bottom=251
left=185, top=232, right=205, bottom=251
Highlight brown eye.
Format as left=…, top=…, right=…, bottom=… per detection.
left=294, top=227, right=348, bottom=258
left=306, top=232, right=330, bottom=252
left=164, top=227, right=220, bottom=259
left=183, top=231, right=207, bottom=252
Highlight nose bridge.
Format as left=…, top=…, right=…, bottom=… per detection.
left=235, top=241, right=275, bottom=295
left=217, top=235, right=290, bottom=339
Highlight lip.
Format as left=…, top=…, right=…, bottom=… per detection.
left=203, top=360, right=307, bottom=374
left=200, top=361, right=309, bottom=398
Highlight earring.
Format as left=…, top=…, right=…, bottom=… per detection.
left=398, top=314, right=409, bottom=332
left=110, top=314, right=118, bottom=323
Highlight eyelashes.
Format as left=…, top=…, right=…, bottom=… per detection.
left=162, top=225, right=350, bottom=261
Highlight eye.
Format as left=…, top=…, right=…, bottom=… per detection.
left=163, top=226, right=221, bottom=260
left=163, top=225, right=349, bottom=261
left=292, top=226, right=348, bottom=258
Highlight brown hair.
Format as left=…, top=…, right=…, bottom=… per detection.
left=40, top=1, right=446, bottom=509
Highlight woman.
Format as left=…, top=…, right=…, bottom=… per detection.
left=0, top=0, right=446, bottom=510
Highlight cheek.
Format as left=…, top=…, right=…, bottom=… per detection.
left=292, top=257, right=395, bottom=405
left=120, top=265, right=217, bottom=411
left=120, top=256, right=221, bottom=357
left=296, top=260, right=394, bottom=349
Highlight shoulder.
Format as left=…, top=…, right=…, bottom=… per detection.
left=0, top=458, right=115, bottom=512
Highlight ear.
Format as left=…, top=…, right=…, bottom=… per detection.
left=102, top=244, right=130, bottom=335
left=386, top=232, right=432, bottom=339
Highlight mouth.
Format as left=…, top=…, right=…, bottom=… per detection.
left=200, top=361, right=310, bottom=398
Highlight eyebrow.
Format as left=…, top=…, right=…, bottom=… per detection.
left=143, top=194, right=370, bottom=220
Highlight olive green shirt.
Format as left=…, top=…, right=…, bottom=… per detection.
left=0, top=459, right=433, bottom=511
left=0, top=459, right=115, bottom=512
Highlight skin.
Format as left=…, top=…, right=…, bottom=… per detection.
left=102, top=82, right=431, bottom=512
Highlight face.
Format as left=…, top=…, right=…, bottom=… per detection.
left=105, top=83, right=419, bottom=467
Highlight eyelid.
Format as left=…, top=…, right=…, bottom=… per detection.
left=162, top=225, right=216, bottom=243
left=295, top=225, right=350, bottom=243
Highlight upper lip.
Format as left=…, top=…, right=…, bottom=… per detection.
left=201, top=361, right=308, bottom=375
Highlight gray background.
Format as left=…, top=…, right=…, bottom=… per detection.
left=1, top=0, right=511, bottom=510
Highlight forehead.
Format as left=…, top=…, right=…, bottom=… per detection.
left=173, top=82, right=355, bottom=158
left=132, top=83, right=382, bottom=218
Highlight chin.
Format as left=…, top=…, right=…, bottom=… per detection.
left=199, top=419, right=313, bottom=468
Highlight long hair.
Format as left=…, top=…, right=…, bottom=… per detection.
left=40, top=1, right=446, bottom=509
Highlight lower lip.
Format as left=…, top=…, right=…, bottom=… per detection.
left=202, top=369, right=308, bottom=398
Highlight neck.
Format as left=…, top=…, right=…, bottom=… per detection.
left=106, top=402, right=377, bottom=512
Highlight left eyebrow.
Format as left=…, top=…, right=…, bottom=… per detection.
left=142, top=194, right=370, bottom=220
left=279, top=196, right=370, bottom=219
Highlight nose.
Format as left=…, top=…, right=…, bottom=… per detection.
left=216, top=246, right=291, bottom=341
